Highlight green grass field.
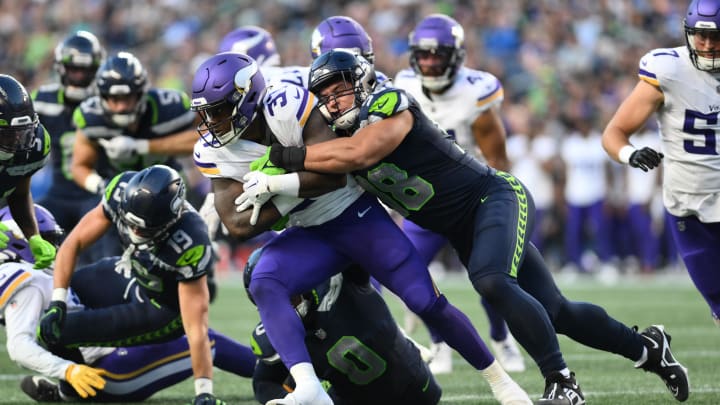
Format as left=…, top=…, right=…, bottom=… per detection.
left=1, top=271, right=719, bottom=404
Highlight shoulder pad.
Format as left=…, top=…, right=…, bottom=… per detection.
left=0, top=263, right=34, bottom=311
left=638, top=47, right=683, bottom=88
left=361, top=88, right=409, bottom=120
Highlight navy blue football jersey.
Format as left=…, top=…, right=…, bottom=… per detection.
left=32, top=84, right=96, bottom=199
left=352, top=88, right=493, bottom=235
left=101, top=171, right=214, bottom=309
left=73, top=88, right=195, bottom=178
left=251, top=271, right=438, bottom=404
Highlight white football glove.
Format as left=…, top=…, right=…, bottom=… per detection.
left=98, top=136, right=149, bottom=161
left=235, top=172, right=275, bottom=226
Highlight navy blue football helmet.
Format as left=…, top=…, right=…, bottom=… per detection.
left=118, top=165, right=185, bottom=248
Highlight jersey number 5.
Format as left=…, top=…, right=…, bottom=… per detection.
left=684, top=109, right=719, bottom=155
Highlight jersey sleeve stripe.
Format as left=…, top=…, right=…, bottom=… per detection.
left=638, top=69, right=659, bottom=87
left=193, top=158, right=220, bottom=175
left=476, top=87, right=504, bottom=108
left=296, top=92, right=316, bottom=127
left=0, top=270, right=31, bottom=307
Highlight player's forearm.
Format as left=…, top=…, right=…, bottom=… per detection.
left=8, top=334, right=73, bottom=379
left=601, top=125, right=634, bottom=163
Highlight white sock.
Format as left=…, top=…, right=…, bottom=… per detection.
left=559, top=368, right=571, bottom=378
left=481, top=360, right=511, bottom=386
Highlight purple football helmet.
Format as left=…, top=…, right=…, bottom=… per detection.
left=0, top=204, right=63, bottom=264
left=409, top=14, right=466, bottom=91
left=190, top=52, right=266, bottom=147
left=218, top=26, right=280, bottom=67
left=310, top=16, right=374, bottom=64
left=684, top=0, right=720, bottom=72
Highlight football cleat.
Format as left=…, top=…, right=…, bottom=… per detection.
left=491, top=335, right=526, bottom=373
left=537, top=371, right=585, bottom=405
left=635, top=325, right=690, bottom=402
left=428, top=342, right=453, bottom=374
left=20, top=376, right=61, bottom=402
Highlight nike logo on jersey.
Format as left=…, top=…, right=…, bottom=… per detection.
left=357, top=206, right=372, bottom=218
left=194, top=151, right=201, bottom=158
left=481, top=196, right=489, bottom=203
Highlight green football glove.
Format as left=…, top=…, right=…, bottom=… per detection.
left=251, top=147, right=287, bottom=176
left=28, top=234, right=56, bottom=269
left=0, top=222, right=9, bottom=249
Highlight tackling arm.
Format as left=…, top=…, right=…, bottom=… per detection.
left=301, top=110, right=413, bottom=173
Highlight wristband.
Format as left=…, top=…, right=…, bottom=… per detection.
left=84, top=172, right=104, bottom=194
left=267, top=173, right=301, bottom=197
left=618, top=145, right=636, bottom=164
left=194, top=377, right=213, bottom=395
left=135, top=139, right=150, bottom=154
left=270, top=144, right=306, bottom=172
left=52, top=288, right=68, bottom=303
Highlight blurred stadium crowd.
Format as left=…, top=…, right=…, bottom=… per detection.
left=3, top=0, right=689, bottom=275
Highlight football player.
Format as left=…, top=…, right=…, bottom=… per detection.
left=246, top=247, right=441, bottom=405
left=0, top=204, right=254, bottom=402
left=248, top=49, right=691, bottom=403
left=37, top=165, right=230, bottom=404
left=191, top=53, right=531, bottom=405
left=0, top=74, right=56, bottom=269
left=602, top=0, right=720, bottom=329
left=394, top=14, right=523, bottom=374
left=71, top=52, right=197, bottom=196
left=32, top=30, right=111, bottom=266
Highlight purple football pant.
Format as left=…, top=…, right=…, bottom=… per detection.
left=667, top=211, right=720, bottom=318
left=84, top=329, right=255, bottom=401
left=250, top=194, right=494, bottom=371
left=402, top=218, right=510, bottom=343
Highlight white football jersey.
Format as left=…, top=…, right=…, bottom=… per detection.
left=0, top=262, right=86, bottom=378
left=194, top=83, right=362, bottom=227
left=263, top=65, right=310, bottom=89
left=639, top=46, right=720, bottom=221
left=394, top=66, right=504, bottom=158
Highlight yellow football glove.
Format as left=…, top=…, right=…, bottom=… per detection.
left=64, top=364, right=106, bottom=398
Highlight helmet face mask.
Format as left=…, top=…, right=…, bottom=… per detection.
left=191, top=52, right=266, bottom=147
left=96, top=52, right=148, bottom=128
left=54, top=30, right=105, bottom=102
left=0, top=74, right=39, bottom=160
left=409, top=14, right=466, bottom=91
left=310, top=16, right=374, bottom=64
left=309, top=50, right=376, bottom=130
left=685, top=0, right=720, bottom=72
left=118, top=165, right=185, bottom=249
